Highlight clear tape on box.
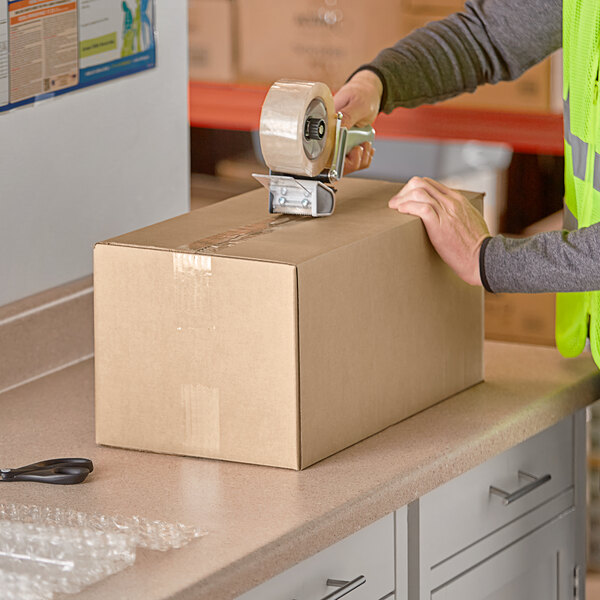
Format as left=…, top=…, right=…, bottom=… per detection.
left=0, top=503, right=206, bottom=600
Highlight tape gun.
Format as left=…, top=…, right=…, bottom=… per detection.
left=253, top=80, right=375, bottom=217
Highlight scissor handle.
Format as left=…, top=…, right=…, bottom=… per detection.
left=1, top=457, right=94, bottom=485
left=17, top=458, right=94, bottom=474
left=6, top=467, right=92, bottom=485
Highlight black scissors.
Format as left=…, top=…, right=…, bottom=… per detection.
left=0, top=458, right=93, bottom=485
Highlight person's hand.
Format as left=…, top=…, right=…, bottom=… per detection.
left=388, top=177, right=490, bottom=286
left=333, top=70, right=383, bottom=174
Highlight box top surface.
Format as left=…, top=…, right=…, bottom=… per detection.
left=99, top=178, right=481, bottom=265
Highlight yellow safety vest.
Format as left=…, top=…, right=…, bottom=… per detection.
left=556, top=0, right=600, bottom=367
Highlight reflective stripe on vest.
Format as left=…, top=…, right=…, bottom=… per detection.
left=564, top=94, right=589, bottom=181
left=564, top=92, right=600, bottom=192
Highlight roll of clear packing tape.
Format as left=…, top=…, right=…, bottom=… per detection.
left=259, top=80, right=336, bottom=177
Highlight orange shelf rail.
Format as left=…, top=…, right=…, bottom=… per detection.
left=189, top=81, right=564, bottom=156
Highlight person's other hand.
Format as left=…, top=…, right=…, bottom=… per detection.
left=388, top=177, right=490, bottom=286
left=333, top=70, right=383, bottom=174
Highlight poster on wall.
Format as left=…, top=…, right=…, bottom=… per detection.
left=0, top=0, right=155, bottom=114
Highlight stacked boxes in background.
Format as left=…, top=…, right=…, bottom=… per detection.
left=484, top=292, right=556, bottom=347
left=236, top=0, right=403, bottom=90
left=400, top=0, right=465, bottom=9
left=188, top=0, right=561, bottom=112
left=188, top=0, right=236, bottom=82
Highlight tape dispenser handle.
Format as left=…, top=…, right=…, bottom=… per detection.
left=345, top=125, right=375, bottom=152
left=331, top=119, right=376, bottom=180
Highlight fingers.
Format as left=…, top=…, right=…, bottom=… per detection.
left=333, top=72, right=381, bottom=129
left=332, top=78, right=380, bottom=174
left=389, top=185, right=441, bottom=225
left=392, top=176, right=458, bottom=212
left=332, top=88, right=350, bottom=114
left=343, top=143, right=375, bottom=175
left=392, top=199, right=440, bottom=228
left=387, top=176, right=489, bottom=287
left=420, top=177, right=464, bottom=202
left=400, top=176, right=444, bottom=198
left=340, top=113, right=354, bottom=130
left=337, top=107, right=368, bottom=129
left=333, top=90, right=355, bottom=129
left=333, top=86, right=365, bottom=129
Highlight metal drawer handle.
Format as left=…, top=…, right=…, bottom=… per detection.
left=489, top=470, right=552, bottom=505
left=320, top=575, right=366, bottom=600
left=292, top=575, right=366, bottom=600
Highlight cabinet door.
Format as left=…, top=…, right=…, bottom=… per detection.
left=396, top=505, right=408, bottom=600
left=430, top=510, right=575, bottom=600
left=237, top=514, right=395, bottom=600
left=419, top=416, right=574, bottom=569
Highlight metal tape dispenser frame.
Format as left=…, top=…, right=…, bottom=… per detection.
left=253, top=80, right=375, bottom=217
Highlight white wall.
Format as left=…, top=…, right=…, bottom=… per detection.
left=0, top=1, right=190, bottom=307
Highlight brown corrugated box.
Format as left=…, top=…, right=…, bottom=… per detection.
left=94, top=178, right=484, bottom=469
left=188, top=0, right=235, bottom=82
left=485, top=292, right=556, bottom=347
left=237, top=0, right=402, bottom=89
left=484, top=214, right=560, bottom=348
left=400, top=0, right=464, bottom=13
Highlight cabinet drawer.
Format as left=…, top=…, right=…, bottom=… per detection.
left=430, top=510, right=575, bottom=600
left=419, top=416, right=573, bottom=567
left=237, top=514, right=395, bottom=600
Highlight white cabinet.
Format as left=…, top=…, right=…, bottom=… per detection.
left=418, top=416, right=573, bottom=569
left=237, top=412, right=585, bottom=600
left=411, top=412, right=586, bottom=600
left=237, top=512, right=400, bottom=600
left=430, top=510, right=576, bottom=600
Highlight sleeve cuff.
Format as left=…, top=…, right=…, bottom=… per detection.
left=346, top=65, right=387, bottom=113
left=479, top=236, right=494, bottom=292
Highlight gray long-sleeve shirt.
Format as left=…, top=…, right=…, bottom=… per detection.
left=365, top=0, right=600, bottom=293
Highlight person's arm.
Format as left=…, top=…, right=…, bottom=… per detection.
left=359, top=0, right=562, bottom=111
left=481, top=227, right=600, bottom=293
left=340, top=0, right=597, bottom=297
left=336, top=0, right=562, bottom=173
left=388, top=178, right=600, bottom=294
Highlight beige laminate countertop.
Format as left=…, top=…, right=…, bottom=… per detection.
left=1, top=341, right=599, bottom=600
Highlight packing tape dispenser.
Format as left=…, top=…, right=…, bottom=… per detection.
left=253, top=80, right=375, bottom=217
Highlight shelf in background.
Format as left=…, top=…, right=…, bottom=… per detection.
left=189, top=81, right=565, bottom=156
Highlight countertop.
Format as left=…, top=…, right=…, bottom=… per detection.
left=1, top=341, right=599, bottom=600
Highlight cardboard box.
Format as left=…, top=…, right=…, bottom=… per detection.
left=550, top=50, right=563, bottom=114
left=94, top=178, right=483, bottom=469
left=401, top=0, right=464, bottom=13
left=485, top=292, right=556, bottom=347
left=237, top=0, right=403, bottom=89
left=399, top=12, right=551, bottom=112
left=189, top=0, right=235, bottom=82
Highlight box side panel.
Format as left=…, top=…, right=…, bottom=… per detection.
left=94, top=244, right=299, bottom=469
left=297, top=212, right=483, bottom=468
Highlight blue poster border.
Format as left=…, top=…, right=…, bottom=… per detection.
left=0, top=1, right=156, bottom=115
